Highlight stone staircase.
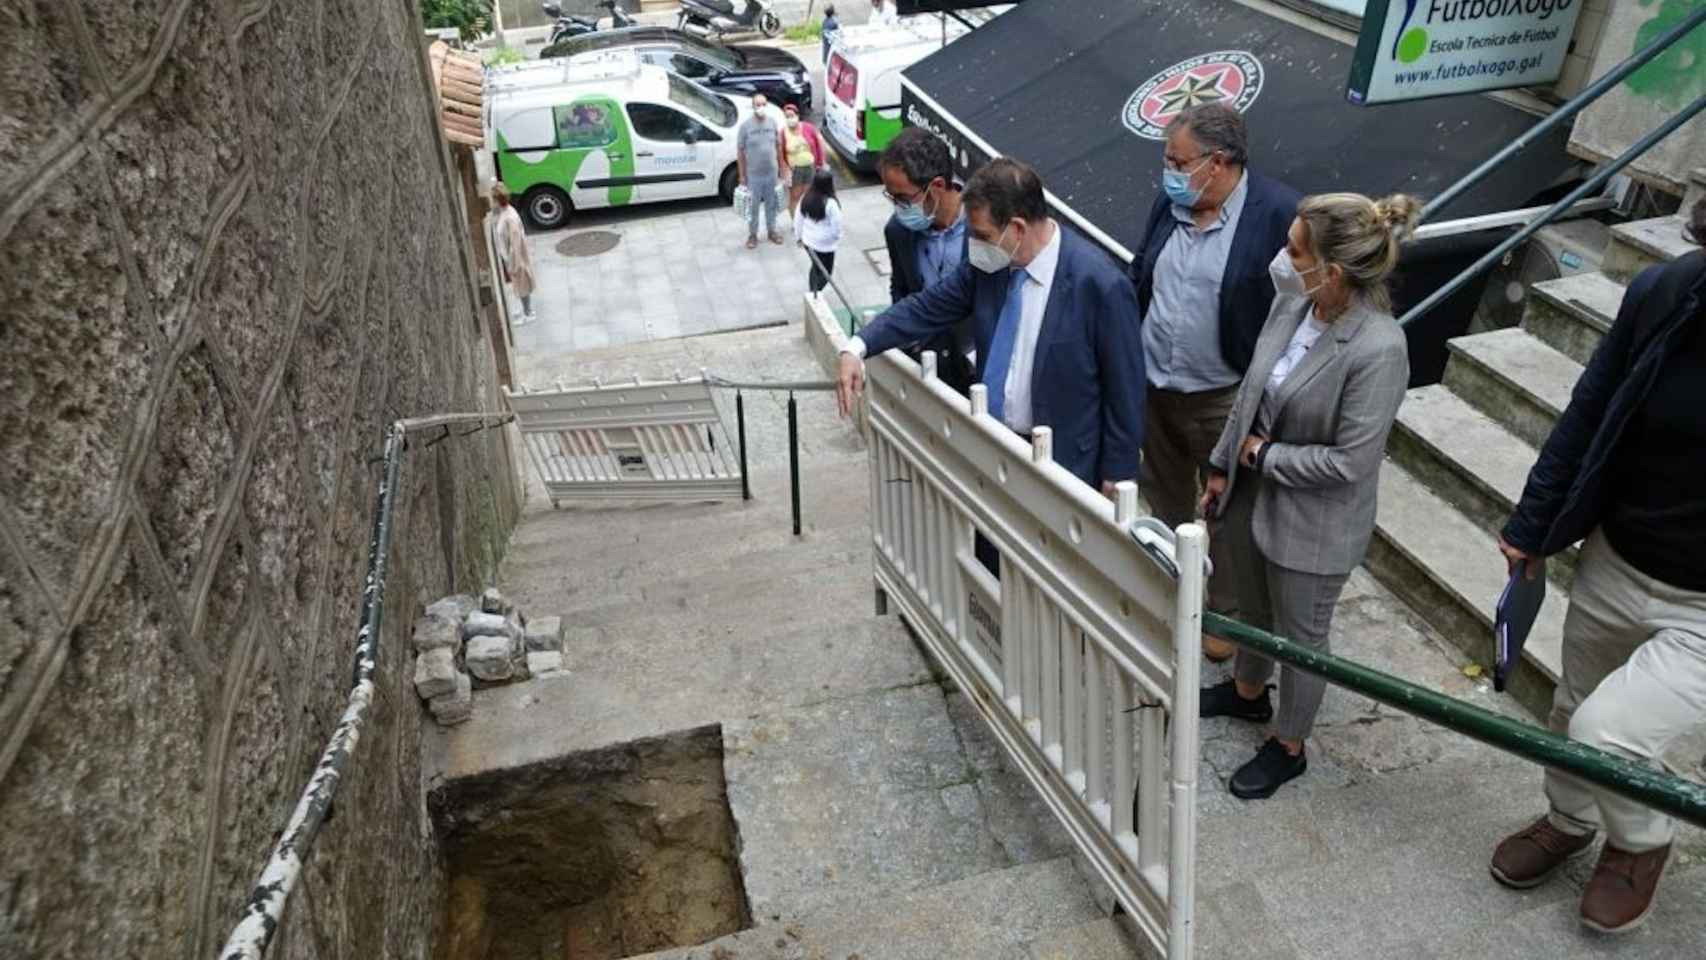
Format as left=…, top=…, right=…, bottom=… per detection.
left=1370, top=169, right=1705, bottom=725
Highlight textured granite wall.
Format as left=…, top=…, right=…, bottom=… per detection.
left=0, top=1, right=521, bottom=956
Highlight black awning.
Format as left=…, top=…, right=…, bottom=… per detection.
left=900, top=0, right=1579, bottom=260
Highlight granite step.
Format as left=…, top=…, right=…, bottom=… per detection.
left=1520, top=271, right=1622, bottom=365
left=1605, top=214, right=1695, bottom=282
left=1368, top=459, right=1565, bottom=717
left=1387, top=385, right=1576, bottom=588
left=625, top=856, right=1130, bottom=960
left=1443, top=327, right=1581, bottom=450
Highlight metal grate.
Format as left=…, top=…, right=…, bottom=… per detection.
left=555, top=230, right=622, bottom=257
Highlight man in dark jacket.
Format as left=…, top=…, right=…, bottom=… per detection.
left=879, top=127, right=975, bottom=395
left=1489, top=200, right=1706, bottom=935
left=1130, top=102, right=1300, bottom=659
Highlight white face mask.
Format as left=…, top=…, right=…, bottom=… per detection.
left=968, top=224, right=1017, bottom=274
left=1268, top=248, right=1325, bottom=298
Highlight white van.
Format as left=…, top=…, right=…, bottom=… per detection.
left=486, top=50, right=751, bottom=229
left=821, top=23, right=968, bottom=171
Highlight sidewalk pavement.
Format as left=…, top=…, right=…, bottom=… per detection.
left=511, top=183, right=895, bottom=358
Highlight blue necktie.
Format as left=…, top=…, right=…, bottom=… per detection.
left=983, top=267, right=1030, bottom=424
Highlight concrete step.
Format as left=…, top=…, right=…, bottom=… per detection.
left=626, top=856, right=1126, bottom=960
left=1521, top=271, right=1622, bottom=365
left=1443, top=328, right=1581, bottom=450
left=1367, top=459, right=1565, bottom=717
left=1387, top=386, right=1576, bottom=588
left=1605, top=214, right=1695, bottom=282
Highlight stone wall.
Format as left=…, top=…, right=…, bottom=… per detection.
left=0, top=1, right=521, bottom=957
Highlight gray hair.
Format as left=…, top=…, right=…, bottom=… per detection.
left=1164, top=103, right=1248, bottom=167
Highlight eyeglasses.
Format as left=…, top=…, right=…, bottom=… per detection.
left=884, top=185, right=930, bottom=207
left=1162, top=151, right=1216, bottom=172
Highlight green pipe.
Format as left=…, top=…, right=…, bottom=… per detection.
left=1202, top=612, right=1706, bottom=829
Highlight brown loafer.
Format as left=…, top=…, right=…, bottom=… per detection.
left=1490, top=816, right=1595, bottom=889
left=1581, top=843, right=1671, bottom=934
left=1203, top=632, right=1236, bottom=662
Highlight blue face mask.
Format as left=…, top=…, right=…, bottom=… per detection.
left=894, top=183, right=938, bottom=232
left=1161, top=156, right=1211, bottom=208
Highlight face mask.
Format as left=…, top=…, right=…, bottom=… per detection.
left=894, top=183, right=938, bottom=232
left=1268, top=248, right=1325, bottom=298
left=1161, top=156, right=1212, bottom=208
left=967, top=224, right=1017, bottom=274
left=786, top=117, right=800, bottom=128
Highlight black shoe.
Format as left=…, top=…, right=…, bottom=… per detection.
left=1199, top=679, right=1273, bottom=723
left=1229, top=738, right=1307, bottom=800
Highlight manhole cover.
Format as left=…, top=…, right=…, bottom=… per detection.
left=556, top=230, right=621, bottom=257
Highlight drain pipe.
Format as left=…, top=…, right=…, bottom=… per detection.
left=220, top=412, right=514, bottom=960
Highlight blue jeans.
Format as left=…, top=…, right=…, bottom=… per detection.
left=746, top=176, right=780, bottom=239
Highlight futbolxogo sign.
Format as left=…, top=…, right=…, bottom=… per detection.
left=1347, top=0, right=1584, bottom=104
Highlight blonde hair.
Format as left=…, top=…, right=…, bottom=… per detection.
left=1295, top=192, right=1421, bottom=313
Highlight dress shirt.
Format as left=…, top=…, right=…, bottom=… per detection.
left=845, top=221, right=1062, bottom=434
left=916, top=207, right=967, bottom=291
left=1142, top=172, right=1249, bottom=391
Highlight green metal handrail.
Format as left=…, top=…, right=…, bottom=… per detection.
left=1202, top=612, right=1706, bottom=829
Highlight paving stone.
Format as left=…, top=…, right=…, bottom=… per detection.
left=461, top=611, right=514, bottom=641
left=412, top=647, right=456, bottom=700
left=430, top=672, right=473, bottom=726
left=411, top=615, right=459, bottom=654
left=425, top=594, right=478, bottom=623
left=523, top=615, right=563, bottom=653
left=525, top=650, right=564, bottom=676
left=465, top=635, right=515, bottom=682
left=480, top=587, right=510, bottom=615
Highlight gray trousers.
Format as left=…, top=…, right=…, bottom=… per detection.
left=1545, top=529, right=1706, bottom=852
left=1221, top=469, right=1350, bottom=741
left=746, top=175, right=781, bottom=238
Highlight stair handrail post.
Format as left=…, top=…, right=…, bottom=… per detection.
left=1400, top=89, right=1706, bottom=328
left=1416, top=6, right=1706, bottom=225
left=788, top=390, right=802, bottom=536
left=1167, top=523, right=1206, bottom=960
left=737, top=390, right=751, bottom=501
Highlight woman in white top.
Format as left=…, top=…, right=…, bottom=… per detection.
left=871, top=0, right=899, bottom=26
left=793, top=169, right=842, bottom=295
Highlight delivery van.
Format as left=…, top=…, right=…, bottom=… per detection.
left=822, top=23, right=966, bottom=171
left=485, top=50, right=749, bottom=229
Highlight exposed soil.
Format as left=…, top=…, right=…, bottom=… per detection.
left=431, top=724, right=751, bottom=960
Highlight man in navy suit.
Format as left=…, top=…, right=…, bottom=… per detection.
left=1130, top=102, right=1300, bottom=659
left=878, top=128, right=975, bottom=395
left=836, top=157, right=1146, bottom=498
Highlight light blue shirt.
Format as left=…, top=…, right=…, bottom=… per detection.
left=1142, top=172, right=1249, bottom=391
left=916, top=207, right=967, bottom=291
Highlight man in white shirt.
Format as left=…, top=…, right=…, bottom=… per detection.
left=836, top=158, right=1146, bottom=497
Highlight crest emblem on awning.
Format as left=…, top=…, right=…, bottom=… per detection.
left=1122, top=51, right=1264, bottom=141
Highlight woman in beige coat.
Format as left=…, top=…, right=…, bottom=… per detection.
left=493, top=183, right=536, bottom=325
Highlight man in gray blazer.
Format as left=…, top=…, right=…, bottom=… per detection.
left=1196, top=190, right=1416, bottom=798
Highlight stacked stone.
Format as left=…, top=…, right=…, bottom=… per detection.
left=411, top=588, right=567, bottom=726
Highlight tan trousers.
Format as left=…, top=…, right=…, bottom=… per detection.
left=1141, top=384, right=1240, bottom=618
left=1545, top=529, right=1706, bottom=852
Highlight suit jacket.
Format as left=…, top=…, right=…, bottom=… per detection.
left=1210, top=294, right=1409, bottom=576
left=885, top=213, right=975, bottom=392
left=1130, top=170, right=1301, bottom=376
left=861, top=226, right=1147, bottom=487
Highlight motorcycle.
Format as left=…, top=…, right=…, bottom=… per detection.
left=675, top=0, right=782, bottom=39
left=542, top=0, right=637, bottom=45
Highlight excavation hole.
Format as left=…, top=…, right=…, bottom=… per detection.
left=431, top=724, right=750, bottom=960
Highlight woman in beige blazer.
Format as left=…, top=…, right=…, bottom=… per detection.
left=1197, top=192, right=1418, bottom=799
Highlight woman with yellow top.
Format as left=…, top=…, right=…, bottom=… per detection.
left=782, top=102, right=826, bottom=217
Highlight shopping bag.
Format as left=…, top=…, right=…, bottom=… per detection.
left=733, top=184, right=751, bottom=221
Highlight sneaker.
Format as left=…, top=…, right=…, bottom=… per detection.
left=1489, top=816, right=1596, bottom=889
left=522, top=312, right=537, bottom=325
left=746, top=236, right=758, bottom=250
left=769, top=231, right=785, bottom=245
left=1199, top=678, right=1273, bottom=723
left=1581, top=843, right=1671, bottom=934
left=1229, top=738, right=1306, bottom=799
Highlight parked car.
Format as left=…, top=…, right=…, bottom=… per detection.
left=485, top=50, right=749, bottom=229
left=541, top=26, right=812, bottom=111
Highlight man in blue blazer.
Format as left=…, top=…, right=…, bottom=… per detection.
left=1130, top=103, right=1300, bottom=659
left=879, top=128, right=976, bottom=395
left=836, top=157, right=1146, bottom=496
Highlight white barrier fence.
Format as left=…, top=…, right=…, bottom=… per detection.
left=504, top=375, right=743, bottom=505
left=863, top=350, right=1203, bottom=959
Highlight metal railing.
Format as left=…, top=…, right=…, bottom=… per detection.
left=1400, top=7, right=1706, bottom=327
left=221, top=412, right=515, bottom=960
left=863, top=347, right=1204, bottom=958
